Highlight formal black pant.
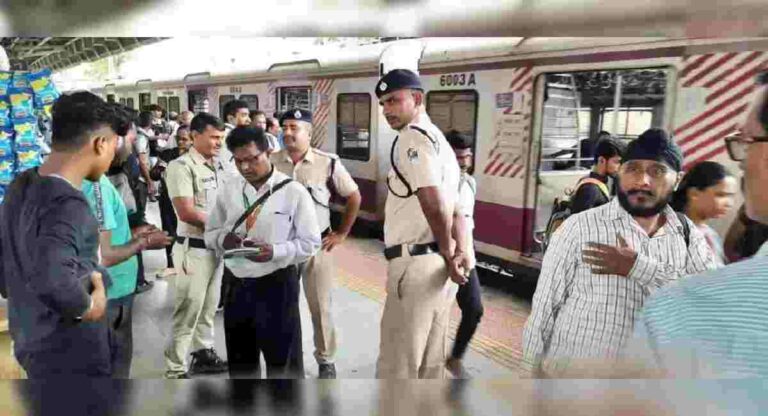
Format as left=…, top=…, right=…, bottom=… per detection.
left=107, top=295, right=134, bottom=378
left=223, top=266, right=304, bottom=379
left=451, top=268, right=484, bottom=359
left=128, top=183, right=149, bottom=286
left=158, top=182, right=177, bottom=268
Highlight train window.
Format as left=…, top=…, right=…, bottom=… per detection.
left=168, top=97, right=181, bottom=114
left=219, top=94, right=235, bottom=119
left=106, top=94, right=115, bottom=104
left=119, top=97, right=126, bottom=106
left=540, top=68, right=668, bottom=171
left=139, top=93, right=151, bottom=111
left=336, top=93, right=371, bottom=161
left=126, top=98, right=135, bottom=109
left=240, top=94, right=259, bottom=111
left=157, top=96, right=168, bottom=112
left=426, top=90, right=479, bottom=151
left=277, top=86, right=311, bottom=115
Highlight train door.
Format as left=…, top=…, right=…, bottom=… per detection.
left=188, top=88, right=210, bottom=113
left=330, top=77, right=379, bottom=222
left=531, top=66, right=674, bottom=253
left=215, top=84, right=264, bottom=120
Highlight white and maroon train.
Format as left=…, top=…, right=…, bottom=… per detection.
left=93, top=37, right=768, bottom=282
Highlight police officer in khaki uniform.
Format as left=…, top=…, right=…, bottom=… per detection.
left=164, top=112, right=228, bottom=378
left=271, top=109, right=362, bottom=379
left=374, top=69, right=471, bottom=379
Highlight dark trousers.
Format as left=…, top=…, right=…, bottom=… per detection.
left=451, top=268, right=484, bottom=360
left=223, top=266, right=304, bottom=379
left=158, top=184, right=177, bottom=268
left=128, top=182, right=149, bottom=286
left=107, top=295, right=134, bottom=378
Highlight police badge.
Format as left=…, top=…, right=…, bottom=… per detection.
left=294, top=110, right=302, bottom=119
left=379, top=82, right=387, bottom=92
left=406, top=147, right=419, bottom=163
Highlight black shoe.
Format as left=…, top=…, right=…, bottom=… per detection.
left=319, top=363, right=336, bottom=379
left=135, top=280, right=154, bottom=294
left=189, top=348, right=228, bottom=375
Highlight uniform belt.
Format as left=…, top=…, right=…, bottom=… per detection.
left=176, top=236, right=207, bottom=249
left=384, top=242, right=440, bottom=261
left=321, top=228, right=331, bottom=238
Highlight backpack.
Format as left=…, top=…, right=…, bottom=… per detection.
left=540, top=177, right=691, bottom=253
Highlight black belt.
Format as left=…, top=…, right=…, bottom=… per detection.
left=176, top=236, right=207, bottom=249
left=321, top=228, right=331, bottom=238
left=384, top=242, right=440, bottom=261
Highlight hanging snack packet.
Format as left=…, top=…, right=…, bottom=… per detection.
left=0, top=185, right=5, bottom=204
left=16, top=146, right=41, bottom=171
left=0, top=71, right=12, bottom=96
left=0, top=128, right=13, bottom=158
left=0, top=158, right=15, bottom=185
left=10, top=89, right=35, bottom=120
left=0, top=99, right=10, bottom=127
left=13, top=118, right=38, bottom=148
left=11, top=71, right=31, bottom=91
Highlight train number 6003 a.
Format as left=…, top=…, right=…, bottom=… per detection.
left=440, top=73, right=476, bottom=87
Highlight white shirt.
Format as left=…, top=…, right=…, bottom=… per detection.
left=384, top=112, right=462, bottom=247
left=458, top=172, right=477, bottom=265
left=266, top=133, right=281, bottom=152
left=522, top=198, right=717, bottom=376
left=219, top=124, right=239, bottom=178
left=204, top=169, right=321, bottom=278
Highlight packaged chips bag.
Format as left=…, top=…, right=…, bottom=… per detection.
left=10, top=89, right=35, bottom=120
left=0, top=157, right=15, bottom=185
left=16, top=146, right=41, bottom=172
left=0, top=128, right=13, bottom=159
left=13, top=118, right=38, bottom=148
left=0, top=184, right=5, bottom=204
left=0, top=71, right=12, bottom=96
left=0, top=99, right=10, bottom=127
left=28, top=69, right=60, bottom=110
left=11, top=71, right=31, bottom=91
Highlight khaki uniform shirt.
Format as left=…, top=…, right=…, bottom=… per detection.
left=271, top=147, right=359, bottom=232
left=384, top=112, right=462, bottom=247
left=166, top=146, right=224, bottom=238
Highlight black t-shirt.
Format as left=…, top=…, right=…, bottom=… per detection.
left=0, top=168, right=112, bottom=375
left=570, top=172, right=613, bottom=215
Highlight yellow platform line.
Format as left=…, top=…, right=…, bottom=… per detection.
left=337, top=270, right=523, bottom=372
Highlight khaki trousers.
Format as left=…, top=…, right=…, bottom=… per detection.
left=165, top=241, right=219, bottom=376
left=376, top=253, right=457, bottom=379
left=301, top=249, right=338, bottom=365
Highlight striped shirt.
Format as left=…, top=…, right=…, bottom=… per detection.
left=522, top=198, right=716, bottom=376
left=626, top=245, right=768, bottom=377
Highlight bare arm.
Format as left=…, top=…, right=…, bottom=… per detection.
left=99, top=230, right=146, bottom=268
left=172, top=197, right=207, bottom=229
left=337, top=190, right=361, bottom=236
left=416, top=186, right=454, bottom=259
left=138, top=153, right=152, bottom=184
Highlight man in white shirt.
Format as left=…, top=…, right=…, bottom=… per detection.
left=205, top=126, right=321, bottom=378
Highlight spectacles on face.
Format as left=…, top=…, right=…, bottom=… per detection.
left=620, top=161, right=673, bottom=179
left=725, top=132, right=768, bottom=162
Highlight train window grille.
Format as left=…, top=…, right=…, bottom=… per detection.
left=219, top=94, right=235, bottom=120
left=540, top=68, right=668, bottom=171
left=157, top=96, right=168, bottom=112
left=336, top=93, right=371, bottom=161
left=426, top=89, right=479, bottom=157
left=126, top=98, right=135, bottom=109
left=239, top=94, right=259, bottom=111
left=168, top=97, right=181, bottom=114
left=119, top=97, right=126, bottom=106
left=139, top=93, right=151, bottom=112
left=277, top=87, right=312, bottom=115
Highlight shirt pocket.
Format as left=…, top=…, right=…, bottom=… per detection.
left=307, top=184, right=331, bottom=207
left=268, top=211, right=292, bottom=242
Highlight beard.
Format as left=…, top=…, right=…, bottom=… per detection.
left=617, top=188, right=671, bottom=218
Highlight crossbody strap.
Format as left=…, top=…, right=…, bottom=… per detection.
left=230, top=179, right=293, bottom=233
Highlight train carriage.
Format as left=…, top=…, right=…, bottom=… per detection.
left=93, top=37, right=768, bottom=283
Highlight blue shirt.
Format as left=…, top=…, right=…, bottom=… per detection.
left=627, top=246, right=768, bottom=377
left=82, top=176, right=138, bottom=300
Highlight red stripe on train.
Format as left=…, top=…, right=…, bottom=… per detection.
left=702, top=51, right=762, bottom=89
left=677, top=104, right=748, bottom=148
left=683, top=144, right=728, bottom=171
left=706, top=59, right=767, bottom=104
left=682, top=52, right=738, bottom=88
left=683, top=123, right=737, bottom=158
left=508, top=67, right=532, bottom=90
left=680, top=53, right=715, bottom=78
left=673, top=84, right=754, bottom=135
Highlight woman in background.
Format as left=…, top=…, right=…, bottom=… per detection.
left=672, top=161, right=738, bottom=266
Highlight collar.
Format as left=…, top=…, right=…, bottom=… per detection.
left=756, top=241, right=768, bottom=257
left=399, top=111, right=431, bottom=132
left=607, top=198, right=683, bottom=237
left=137, top=127, right=152, bottom=136
left=245, top=166, right=287, bottom=195
left=279, top=147, right=315, bottom=165
left=225, top=123, right=235, bottom=130
left=188, top=146, right=220, bottom=170
left=589, top=171, right=609, bottom=184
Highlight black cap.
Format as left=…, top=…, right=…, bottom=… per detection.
left=624, top=128, right=683, bottom=172
left=279, top=108, right=313, bottom=125
left=375, top=69, right=423, bottom=98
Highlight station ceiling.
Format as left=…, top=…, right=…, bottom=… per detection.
left=0, top=37, right=166, bottom=72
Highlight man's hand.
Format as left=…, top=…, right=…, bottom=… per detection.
left=245, top=244, right=274, bottom=263
left=582, top=234, right=638, bottom=277
left=321, top=231, right=347, bottom=252
left=147, top=181, right=157, bottom=197
left=132, top=224, right=160, bottom=238
left=223, top=233, right=243, bottom=250
left=447, top=252, right=469, bottom=285
left=82, top=271, right=107, bottom=322
left=144, top=231, right=174, bottom=250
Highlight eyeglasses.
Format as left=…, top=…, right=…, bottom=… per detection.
left=725, top=133, right=768, bottom=162
left=620, top=161, right=672, bottom=179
